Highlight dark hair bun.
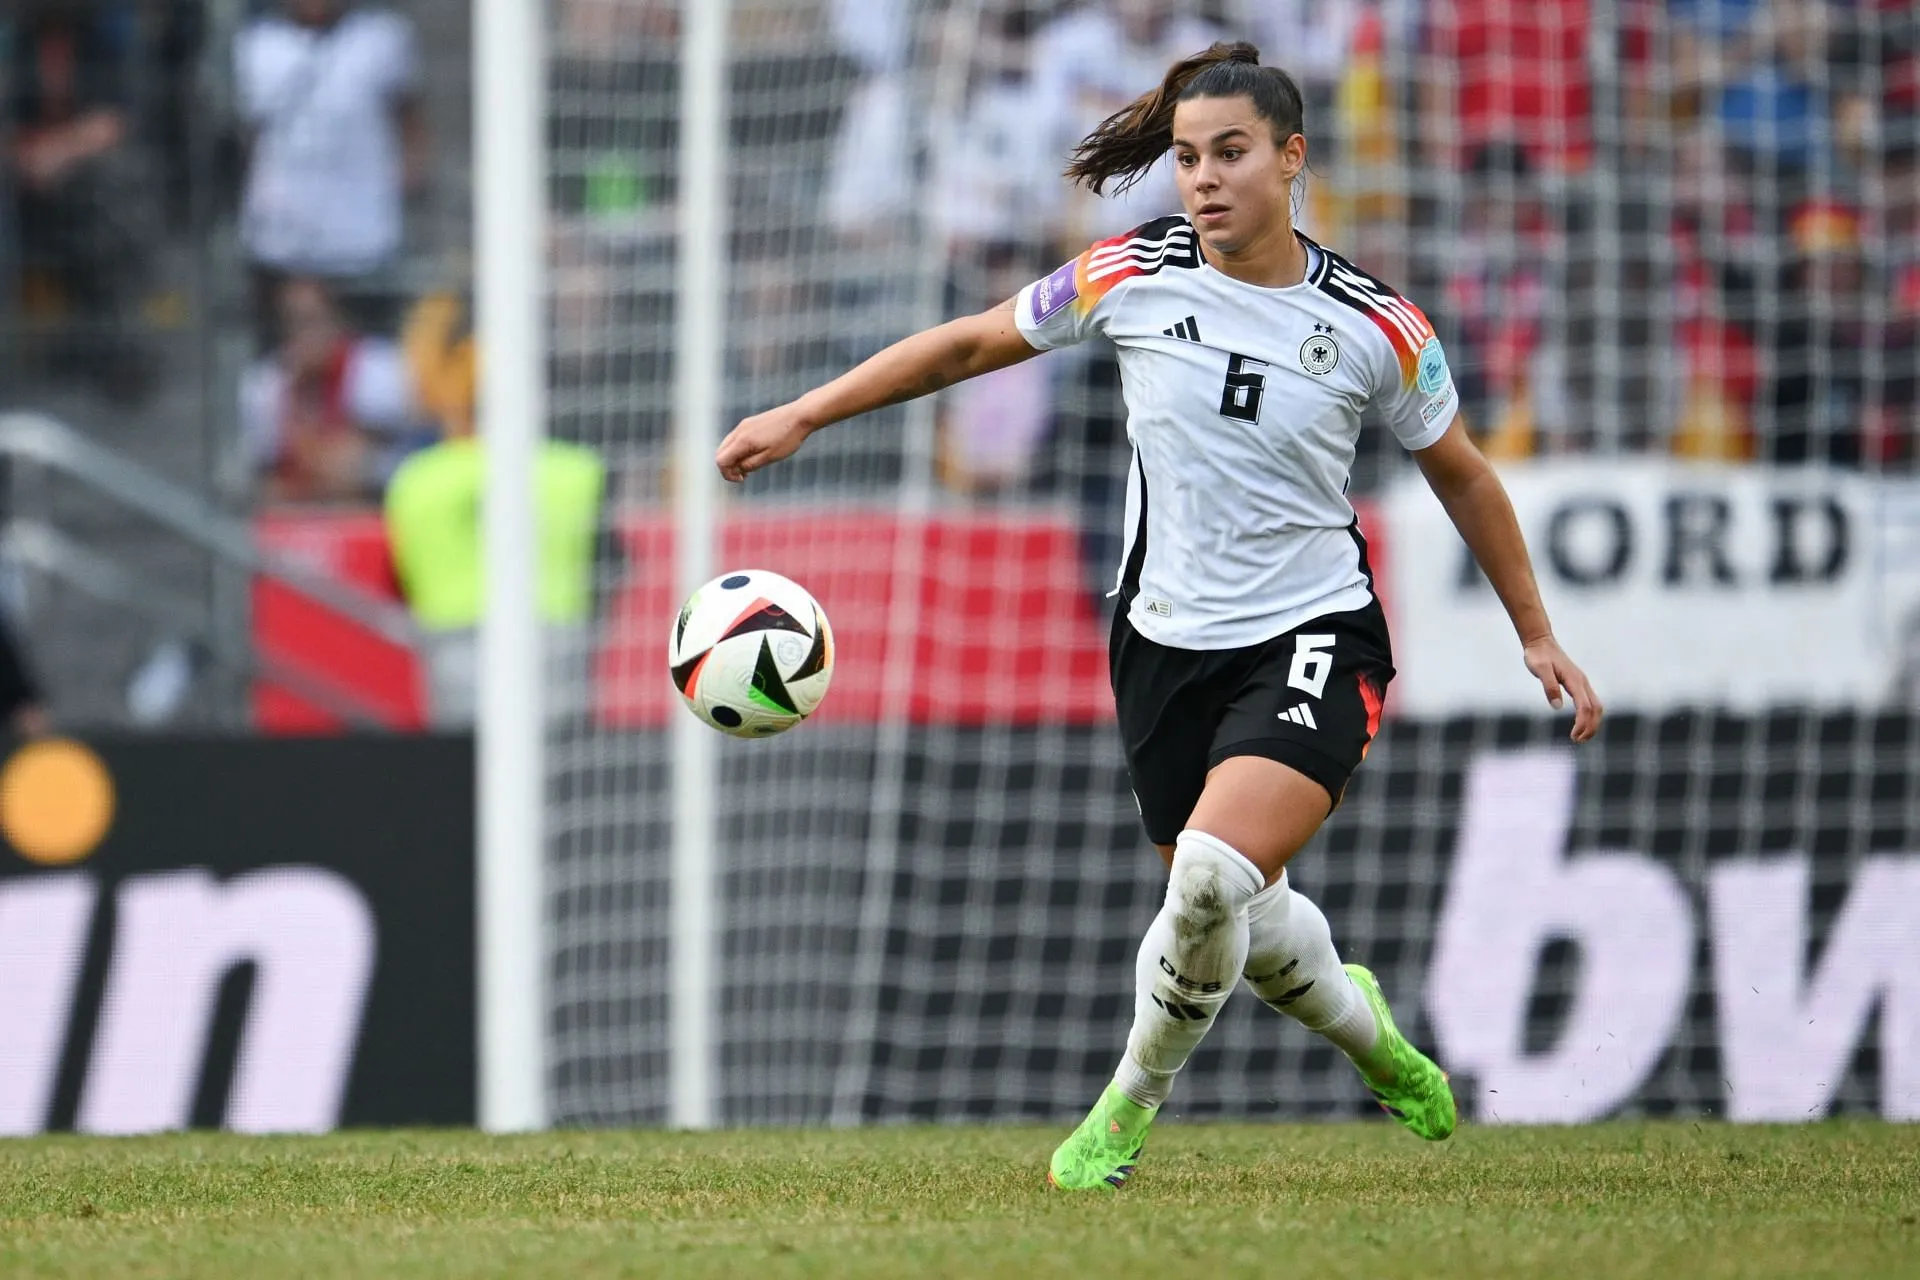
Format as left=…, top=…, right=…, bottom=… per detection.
left=1226, top=42, right=1260, bottom=65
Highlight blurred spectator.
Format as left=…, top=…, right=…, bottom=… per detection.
left=938, top=341, right=1055, bottom=494
left=8, top=1, right=158, bottom=397
left=824, top=1, right=1028, bottom=243
left=926, top=6, right=1056, bottom=257
left=821, top=3, right=1059, bottom=495
left=824, top=3, right=1053, bottom=286
left=387, top=294, right=618, bottom=729
left=1888, top=145, right=1920, bottom=451
left=1237, top=0, right=1370, bottom=107
left=1242, top=1, right=1408, bottom=262
left=821, top=1, right=909, bottom=240
left=240, top=277, right=423, bottom=505
left=1724, top=4, right=1838, bottom=186
left=1419, top=0, right=1655, bottom=176
left=154, top=1, right=209, bottom=231
left=829, top=0, right=913, bottom=77
left=1420, top=0, right=1595, bottom=176
left=1674, top=0, right=1851, bottom=224
left=929, top=3, right=1056, bottom=498
left=1829, top=2, right=1920, bottom=233
left=1670, top=225, right=1763, bottom=461
left=401, top=291, right=474, bottom=437
left=1443, top=142, right=1571, bottom=458
left=235, top=0, right=425, bottom=345
left=1030, top=0, right=1227, bottom=244
left=1762, top=197, right=1917, bottom=467
left=1669, top=0, right=1763, bottom=121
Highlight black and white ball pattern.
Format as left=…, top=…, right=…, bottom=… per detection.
left=668, top=569, right=834, bottom=737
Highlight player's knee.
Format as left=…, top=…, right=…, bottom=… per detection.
left=1167, top=830, right=1264, bottom=946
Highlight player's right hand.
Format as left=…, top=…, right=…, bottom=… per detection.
left=716, top=404, right=814, bottom=483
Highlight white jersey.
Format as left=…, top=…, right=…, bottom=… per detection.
left=1015, top=216, right=1459, bottom=650
left=236, top=9, right=418, bottom=276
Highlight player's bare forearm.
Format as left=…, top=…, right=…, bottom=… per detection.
left=1434, top=464, right=1552, bottom=644
left=1413, top=420, right=1604, bottom=740
left=1412, top=421, right=1550, bottom=643
left=791, top=304, right=1037, bottom=431
left=717, top=302, right=1037, bottom=482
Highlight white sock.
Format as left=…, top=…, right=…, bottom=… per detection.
left=1241, top=871, right=1383, bottom=1073
left=1114, top=830, right=1265, bottom=1109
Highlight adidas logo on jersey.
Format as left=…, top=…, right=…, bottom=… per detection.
left=1279, top=703, right=1318, bottom=729
left=1161, top=315, right=1202, bottom=342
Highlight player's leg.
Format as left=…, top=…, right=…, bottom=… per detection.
left=1050, top=614, right=1244, bottom=1190
left=1213, top=607, right=1454, bottom=1139
left=1112, top=765, right=1328, bottom=1108
left=1048, top=825, right=1266, bottom=1191
left=1187, top=758, right=1392, bottom=1094
left=1051, top=753, right=1357, bottom=1190
left=1242, top=864, right=1453, bottom=1138
left=1241, top=866, right=1381, bottom=1074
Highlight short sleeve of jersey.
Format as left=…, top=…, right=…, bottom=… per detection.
left=1014, top=242, right=1119, bottom=351
left=1366, top=299, right=1460, bottom=451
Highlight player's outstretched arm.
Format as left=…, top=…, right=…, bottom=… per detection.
left=1411, top=420, right=1604, bottom=742
left=715, top=299, right=1038, bottom=482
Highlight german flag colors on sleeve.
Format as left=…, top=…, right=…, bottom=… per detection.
left=1314, top=256, right=1460, bottom=451
left=1014, top=215, right=1200, bottom=353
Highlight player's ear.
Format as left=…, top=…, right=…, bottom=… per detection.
left=1279, top=132, right=1307, bottom=182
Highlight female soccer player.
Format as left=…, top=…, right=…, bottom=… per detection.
left=716, top=42, right=1603, bottom=1190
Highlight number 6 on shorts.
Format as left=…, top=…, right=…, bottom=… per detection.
left=1288, top=634, right=1335, bottom=699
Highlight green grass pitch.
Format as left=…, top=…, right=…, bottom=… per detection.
left=2, top=1122, right=1916, bottom=1278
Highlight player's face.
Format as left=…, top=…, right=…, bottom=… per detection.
left=1170, top=96, right=1303, bottom=256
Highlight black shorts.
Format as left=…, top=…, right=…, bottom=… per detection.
left=1109, top=600, right=1396, bottom=846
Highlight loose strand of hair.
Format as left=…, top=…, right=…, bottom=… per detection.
left=1063, top=41, right=1260, bottom=196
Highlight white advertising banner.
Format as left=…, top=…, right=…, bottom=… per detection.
left=1381, top=459, right=1920, bottom=715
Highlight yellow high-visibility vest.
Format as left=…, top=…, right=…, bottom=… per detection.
left=385, top=439, right=607, bottom=630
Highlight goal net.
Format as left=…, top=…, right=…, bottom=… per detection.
left=533, top=0, right=1920, bottom=1127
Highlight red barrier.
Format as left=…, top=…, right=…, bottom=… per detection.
left=595, top=509, right=1112, bottom=727
left=253, top=501, right=1384, bottom=733
left=255, top=513, right=422, bottom=733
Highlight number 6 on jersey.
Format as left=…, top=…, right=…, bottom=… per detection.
left=1288, top=633, right=1335, bottom=700
left=1219, top=353, right=1268, bottom=423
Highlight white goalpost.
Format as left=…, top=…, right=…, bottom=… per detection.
left=670, top=0, right=729, bottom=1132
left=476, top=0, right=732, bottom=1133
left=475, top=0, right=547, bottom=1133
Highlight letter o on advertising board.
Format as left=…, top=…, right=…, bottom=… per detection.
left=1547, top=498, right=1633, bottom=586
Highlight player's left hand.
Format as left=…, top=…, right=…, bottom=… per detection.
left=1522, top=636, right=1603, bottom=743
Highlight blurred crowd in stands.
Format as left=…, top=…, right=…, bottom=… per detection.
left=810, top=0, right=1920, bottom=477
left=4, top=0, right=1918, bottom=509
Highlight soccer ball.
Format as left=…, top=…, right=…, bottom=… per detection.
left=668, top=569, right=834, bottom=737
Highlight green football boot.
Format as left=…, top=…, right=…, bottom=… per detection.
left=1344, top=963, right=1456, bottom=1141
left=1047, top=1082, right=1157, bottom=1190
